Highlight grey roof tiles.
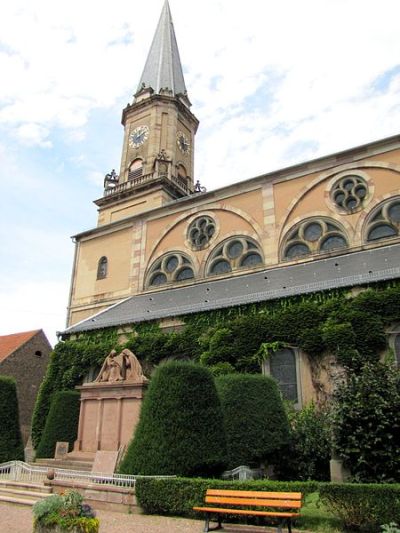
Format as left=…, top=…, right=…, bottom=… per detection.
left=63, top=243, right=400, bottom=335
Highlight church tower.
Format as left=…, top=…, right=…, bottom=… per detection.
left=96, top=1, right=199, bottom=226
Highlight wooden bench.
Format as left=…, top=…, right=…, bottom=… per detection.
left=193, top=489, right=302, bottom=533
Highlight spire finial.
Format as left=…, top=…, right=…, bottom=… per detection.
left=136, top=0, right=187, bottom=97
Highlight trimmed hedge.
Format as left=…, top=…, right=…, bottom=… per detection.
left=36, top=391, right=80, bottom=459
left=0, top=376, right=24, bottom=462
left=320, top=483, right=400, bottom=531
left=119, top=362, right=227, bottom=476
left=215, top=374, right=290, bottom=469
left=135, top=477, right=319, bottom=518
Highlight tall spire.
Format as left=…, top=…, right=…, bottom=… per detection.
left=137, top=1, right=187, bottom=97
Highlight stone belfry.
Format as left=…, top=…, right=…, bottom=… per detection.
left=96, top=0, right=199, bottom=226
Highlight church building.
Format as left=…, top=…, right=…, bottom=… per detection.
left=63, top=1, right=400, bottom=406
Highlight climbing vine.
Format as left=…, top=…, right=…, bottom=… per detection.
left=32, top=281, right=400, bottom=448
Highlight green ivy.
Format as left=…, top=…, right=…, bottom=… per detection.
left=32, top=281, right=400, bottom=449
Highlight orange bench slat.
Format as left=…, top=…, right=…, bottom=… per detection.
left=193, top=506, right=300, bottom=518
left=206, top=489, right=302, bottom=500
left=205, top=496, right=301, bottom=508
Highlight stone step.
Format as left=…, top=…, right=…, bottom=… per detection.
left=0, top=480, right=52, bottom=493
left=0, top=487, right=50, bottom=501
left=32, top=459, right=93, bottom=472
left=0, top=494, right=41, bottom=506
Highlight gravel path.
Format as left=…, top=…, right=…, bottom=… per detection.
left=0, top=502, right=291, bottom=533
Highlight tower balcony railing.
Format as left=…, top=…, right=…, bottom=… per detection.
left=103, top=171, right=191, bottom=198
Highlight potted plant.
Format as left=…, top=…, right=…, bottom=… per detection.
left=32, top=490, right=99, bottom=533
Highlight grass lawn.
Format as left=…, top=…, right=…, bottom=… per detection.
left=297, top=492, right=342, bottom=532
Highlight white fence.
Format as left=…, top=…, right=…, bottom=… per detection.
left=0, top=461, right=175, bottom=488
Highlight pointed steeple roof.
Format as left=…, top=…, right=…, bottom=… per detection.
left=137, top=0, right=187, bottom=97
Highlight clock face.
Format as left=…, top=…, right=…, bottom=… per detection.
left=129, top=125, right=149, bottom=148
left=177, top=131, right=190, bottom=154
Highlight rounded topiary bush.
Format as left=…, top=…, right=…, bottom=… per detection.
left=215, top=374, right=290, bottom=469
left=119, top=361, right=227, bottom=476
left=0, top=375, right=24, bottom=462
left=36, top=391, right=80, bottom=459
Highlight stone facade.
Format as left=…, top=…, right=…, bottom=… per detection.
left=0, top=330, right=51, bottom=444
left=64, top=2, right=400, bottom=409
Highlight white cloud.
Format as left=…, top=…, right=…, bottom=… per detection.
left=1, top=0, right=400, bottom=340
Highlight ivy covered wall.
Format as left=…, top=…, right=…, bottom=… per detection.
left=32, top=282, right=400, bottom=448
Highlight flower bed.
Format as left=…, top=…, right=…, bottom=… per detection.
left=32, top=490, right=99, bottom=533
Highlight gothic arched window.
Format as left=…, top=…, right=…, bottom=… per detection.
left=365, top=197, right=400, bottom=243
left=97, top=256, right=108, bottom=280
left=282, top=218, right=348, bottom=261
left=206, top=236, right=263, bottom=276
left=128, top=159, right=143, bottom=181
left=146, top=252, right=195, bottom=288
left=263, top=347, right=301, bottom=405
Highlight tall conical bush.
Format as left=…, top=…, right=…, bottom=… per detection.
left=216, top=373, right=290, bottom=469
left=120, top=361, right=227, bottom=476
left=0, top=376, right=24, bottom=461
left=36, top=391, right=80, bottom=458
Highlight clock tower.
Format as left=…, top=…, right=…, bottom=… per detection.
left=95, top=0, right=199, bottom=226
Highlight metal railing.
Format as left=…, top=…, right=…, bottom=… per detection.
left=0, top=461, right=175, bottom=488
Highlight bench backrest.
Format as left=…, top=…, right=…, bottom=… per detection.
left=205, top=489, right=302, bottom=509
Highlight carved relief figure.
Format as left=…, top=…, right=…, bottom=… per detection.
left=94, top=349, right=147, bottom=383
left=122, top=349, right=148, bottom=383
left=95, top=350, right=124, bottom=382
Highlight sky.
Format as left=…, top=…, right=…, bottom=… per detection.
left=1, top=0, right=400, bottom=346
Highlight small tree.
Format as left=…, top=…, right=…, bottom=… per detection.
left=119, top=361, right=227, bottom=476
left=333, top=361, right=400, bottom=482
left=36, top=391, right=80, bottom=459
left=276, top=402, right=331, bottom=481
left=0, top=376, right=24, bottom=461
left=215, top=374, right=290, bottom=469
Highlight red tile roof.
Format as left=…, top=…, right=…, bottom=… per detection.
left=0, top=330, right=40, bottom=363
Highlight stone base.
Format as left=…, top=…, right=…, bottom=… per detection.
left=73, top=381, right=146, bottom=456
left=330, top=458, right=351, bottom=482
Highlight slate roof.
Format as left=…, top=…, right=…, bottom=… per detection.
left=63, top=243, right=400, bottom=335
left=0, top=330, right=40, bottom=363
left=137, top=0, right=187, bottom=96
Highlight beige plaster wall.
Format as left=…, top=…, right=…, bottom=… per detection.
left=73, top=228, right=133, bottom=300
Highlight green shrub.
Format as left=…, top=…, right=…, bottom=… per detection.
left=119, top=361, right=227, bottom=476
left=382, top=524, right=400, bottom=533
left=36, top=391, right=80, bottom=458
left=0, top=376, right=24, bottom=462
left=215, top=374, right=290, bottom=469
left=277, top=402, right=331, bottom=481
left=319, top=483, right=400, bottom=532
left=333, top=361, right=400, bottom=482
left=33, top=490, right=98, bottom=532
left=136, top=477, right=319, bottom=518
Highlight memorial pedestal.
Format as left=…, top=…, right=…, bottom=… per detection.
left=71, top=380, right=146, bottom=459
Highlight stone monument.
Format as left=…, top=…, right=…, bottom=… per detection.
left=69, top=349, right=148, bottom=464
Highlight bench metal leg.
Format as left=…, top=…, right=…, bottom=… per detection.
left=288, top=518, right=292, bottom=533
left=204, top=513, right=210, bottom=533
left=203, top=513, right=223, bottom=532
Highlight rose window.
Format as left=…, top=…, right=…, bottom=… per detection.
left=331, top=175, right=368, bottom=213
left=188, top=216, right=216, bottom=250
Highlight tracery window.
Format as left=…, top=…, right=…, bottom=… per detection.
left=146, top=252, right=195, bottom=288
left=206, top=237, right=263, bottom=276
left=366, top=197, right=400, bottom=242
left=187, top=216, right=216, bottom=250
left=331, top=175, right=368, bottom=213
left=97, top=256, right=108, bottom=280
left=263, top=347, right=301, bottom=405
left=282, top=218, right=348, bottom=261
